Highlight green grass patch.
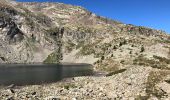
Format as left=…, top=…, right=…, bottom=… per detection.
left=106, top=69, right=126, bottom=77
left=43, top=51, right=61, bottom=63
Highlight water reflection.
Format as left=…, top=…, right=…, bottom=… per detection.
left=0, top=64, right=93, bottom=86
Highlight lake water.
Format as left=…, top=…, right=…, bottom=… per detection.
left=0, top=64, right=93, bottom=86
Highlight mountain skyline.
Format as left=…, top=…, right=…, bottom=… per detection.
left=16, top=0, right=170, bottom=33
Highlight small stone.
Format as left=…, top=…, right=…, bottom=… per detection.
left=72, top=78, right=75, bottom=80
left=99, top=87, right=103, bottom=91
left=89, top=89, right=93, bottom=93
left=130, top=74, right=136, bottom=79
left=125, top=79, right=132, bottom=85
left=52, top=98, right=56, bottom=100
left=5, top=94, right=9, bottom=97
left=7, top=84, right=15, bottom=89
left=99, top=92, right=106, bottom=97
left=26, top=95, right=29, bottom=98
left=44, top=96, right=60, bottom=100
left=32, top=92, right=36, bottom=95
left=72, top=98, right=77, bottom=100
left=112, top=94, right=118, bottom=98
left=10, top=89, right=15, bottom=93
left=52, top=98, right=61, bottom=100
left=7, top=97, right=14, bottom=100
left=59, top=89, right=63, bottom=93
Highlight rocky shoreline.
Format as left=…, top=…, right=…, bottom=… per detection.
left=1, top=66, right=170, bottom=100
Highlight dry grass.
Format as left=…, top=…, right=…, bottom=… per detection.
left=145, top=70, right=170, bottom=99
left=106, top=69, right=126, bottom=76
left=0, top=0, right=15, bottom=10
left=95, top=58, right=121, bottom=72
left=133, top=55, right=170, bottom=70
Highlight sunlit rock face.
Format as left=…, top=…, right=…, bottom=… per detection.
left=0, top=0, right=169, bottom=66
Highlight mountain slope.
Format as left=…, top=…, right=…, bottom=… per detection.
left=0, top=1, right=169, bottom=64
left=1, top=0, right=170, bottom=99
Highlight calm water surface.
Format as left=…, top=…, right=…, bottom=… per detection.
left=0, top=64, right=93, bottom=86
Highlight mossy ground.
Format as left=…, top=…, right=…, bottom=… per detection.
left=43, top=51, right=60, bottom=63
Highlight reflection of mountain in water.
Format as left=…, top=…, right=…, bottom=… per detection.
left=0, top=64, right=93, bottom=86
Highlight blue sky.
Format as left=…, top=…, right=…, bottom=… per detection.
left=16, top=0, right=170, bottom=33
